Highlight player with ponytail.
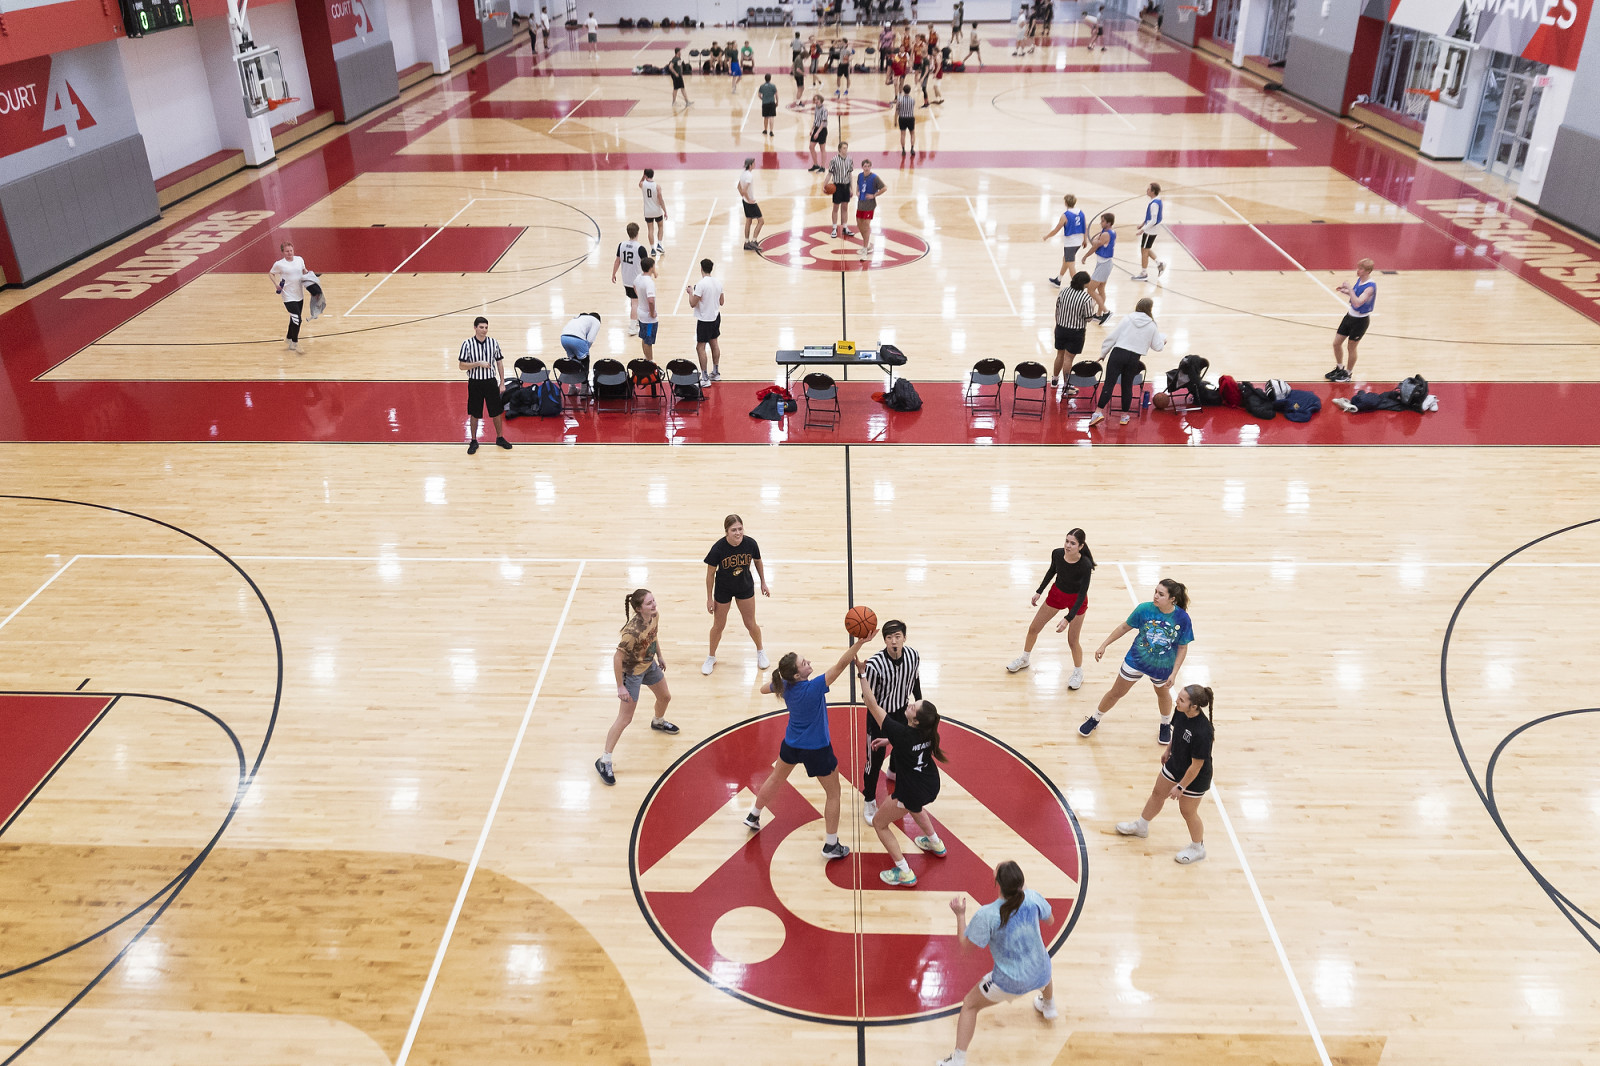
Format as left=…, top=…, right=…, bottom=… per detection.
left=858, top=663, right=948, bottom=886
left=1080, top=577, right=1194, bottom=743
left=595, top=589, right=676, bottom=785
left=1116, top=684, right=1215, bottom=864
left=1006, top=527, right=1096, bottom=689
left=940, top=860, right=1058, bottom=1065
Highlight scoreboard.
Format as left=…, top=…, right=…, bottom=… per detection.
left=120, top=0, right=192, bottom=37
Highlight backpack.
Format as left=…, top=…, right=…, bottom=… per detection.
left=1217, top=374, right=1241, bottom=408
left=883, top=378, right=923, bottom=411
left=534, top=380, right=563, bottom=417
left=1265, top=378, right=1290, bottom=402
left=1279, top=388, right=1321, bottom=423
left=878, top=343, right=907, bottom=366
left=1397, top=374, right=1428, bottom=409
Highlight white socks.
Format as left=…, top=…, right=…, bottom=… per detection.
left=1134, top=817, right=1149, bottom=832
left=825, top=833, right=839, bottom=847
left=895, top=858, right=911, bottom=873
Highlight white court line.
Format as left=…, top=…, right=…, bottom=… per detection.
left=964, top=195, right=1018, bottom=315
left=0, top=556, right=78, bottom=635
left=631, top=32, right=660, bottom=58
left=1209, top=193, right=1345, bottom=306
left=333, top=309, right=1346, bottom=320
left=62, top=553, right=1600, bottom=568
left=1110, top=562, right=1332, bottom=1066
left=344, top=199, right=477, bottom=316
left=1088, top=92, right=1137, bottom=130
left=738, top=89, right=760, bottom=132
left=549, top=88, right=598, bottom=132
left=672, top=196, right=719, bottom=316
left=393, top=561, right=585, bottom=1066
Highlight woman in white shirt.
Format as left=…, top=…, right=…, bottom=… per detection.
left=268, top=241, right=323, bottom=353
left=560, top=312, right=601, bottom=367
left=1089, top=297, right=1166, bottom=428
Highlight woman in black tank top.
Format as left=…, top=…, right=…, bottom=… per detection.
left=1006, top=528, right=1095, bottom=691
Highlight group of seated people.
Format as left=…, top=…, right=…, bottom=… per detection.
left=701, top=40, right=757, bottom=74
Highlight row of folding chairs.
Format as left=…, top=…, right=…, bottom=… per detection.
left=963, top=358, right=1151, bottom=419
left=744, top=6, right=794, bottom=25
left=513, top=356, right=705, bottom=414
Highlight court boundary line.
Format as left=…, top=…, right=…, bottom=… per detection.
left=672, top=197, right=720, bottom=316
left=1208, top=194, right=1353, bottom=308
left=0, top=556, right=79, bottom=635
left=1112, top=561, right=1331, bottom=1066
left=964, top=195, right=1018, bottom=315
left=393, top=560, right=586, bottom=1066
left=549, top=88, right=599, bottom=132
left=343, top=198, right=480, bottom=317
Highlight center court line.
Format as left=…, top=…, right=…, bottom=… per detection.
left=344, top=199, right=478, bottom=316
left=393, top=561, right=585, bottom=1066
left=965, top=195, right=1018, bottom=315
left=0, top=556, right=78, bottom=635
left=672, top=196, right=719, bottom=316
left=64, top=553, right=1600, bottom=568
left=1111, top=561, right=1332, bottom=1066
left=549, top=88, right=599, bottom=132
left=1208, top=193, right=1346, bottom=307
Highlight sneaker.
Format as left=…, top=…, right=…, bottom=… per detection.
left=1176, top=842, right=1207, bottom=864
left=1006, top=655, right=1030, bottom=674
left=1334, top=367, right=1352, bottom=381
left=286, top=340, right=299, bottom=352
left=700, top=373, right=712, bottom=387
left=1157, top=261, right=1167, bottom=277
left=863, top=799, right=878, bottom=823
left=744, top=240, right=758, bottom=251
left=913, top=835, right=947, bottom=857
left=496, top=436, right=512, bottom=450
left=595, top=757, right=615, bottom=785
left=1048, top=276, right=1061, bottom=286
left=710, top=368, right=722, bottom=382
left=1157, top=720, right=1173, bottom=745
left=701, top=655, right=716, bottom=675
left=857, top=249, right=871, bottom=259
left=879, top=865, right=918, bottom=886
left=651, top=718, right=680, bottom=734
left=1033, top=994, right=1058, bottom=1020
left=1077, top=715, right=1099, bottom=737
left=654, top=243, right=664, bottom=255
left=1130, top=272, right=1148, bottom=281
left=466, top=440, right=480, bottom=455
left=1333, top=398, right=1357, bottom=412
left=627, top=321, right=640, bottom=336
left=757, top=649, right=770, bottom=668
left=1095, top=311, right=1111, bottom=324
left=822, top=841, right=851, bottom=861
left=1068, top=667, right=1084, bottom=690
left=830, top=226, right=839, bottom=237
left=744, top=811, right=762, bottom=830
left=843, top=229, right=855, bottom=238
left=1086, top=411, right=1105, bottom=429
left=1116, top=819, right=1149, bottom=837
left=1119, top=414, right=1130, bottom=425
left=1324, top=367, right=1342, bottom=381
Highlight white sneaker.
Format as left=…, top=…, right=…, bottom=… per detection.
left=701, top=656, right=716, bottom=675
left=1176, top=842, right=1207, bottom=864
left=863, top=799, right=878, bottom=823
left=757, top=649, right=770, bottom=668
left=1006, top=655, right=1030, bottom=673
left=830, top=226, right=839, bottom=237
left=1116, top=819, right=1149, bottom=838
left=627, top=321, right=640, bottom=336
left=700, top=373, right=712, bottom=387
left=1086, top=411, right=1105, bottom=428
left=1129, top=272, right=1149, bottom=282
left=710, top=368, right=722, bottom=382
left=1033, top=994, right=1058, bottom=1020
left=1068, top=667, right=1083, bottom=690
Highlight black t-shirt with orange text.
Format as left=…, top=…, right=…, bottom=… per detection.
left=704, top=536, right=761, bottom=599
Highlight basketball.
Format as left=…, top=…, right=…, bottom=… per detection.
left=824, top=181, right=837, bottom=194
left=845, top=605, right=877, bottom=639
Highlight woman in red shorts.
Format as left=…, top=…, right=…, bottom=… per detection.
left=1006, top=528, right=1095, bottom=690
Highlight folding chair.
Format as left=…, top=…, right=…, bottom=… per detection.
left=1062, top=360, right=1102, bottom=414
left=803, top=372, right=840, bottom=429
left=591, top=358, right=631, bottom=413
left=628, top=358, right=668, bottom=414
left=553, top=357, right=589, bottom=412
left=964, top=358, right=1005, bottom=414
left=1011, top=360, right=1049, bottom=419
left=665, top=359, right=705, bottom=410
left=514, top=356, right=547, bottom=386
left=1095, top=363, right=1151, bottom=419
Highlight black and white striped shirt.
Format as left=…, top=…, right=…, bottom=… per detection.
left=1055, top=287, right=1094, bottom=330
left=459, top=335, right=503, bottom=380
left=864, top=645, right=921, bottom=713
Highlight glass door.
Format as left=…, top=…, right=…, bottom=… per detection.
left=1213, top=0, right=1241, bottom=44
left=1467, top=54, right=1547, bottom=182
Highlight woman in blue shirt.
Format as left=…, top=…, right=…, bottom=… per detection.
left=938, top=861, right=1057, bottom=1066
left=1080, top=578, right=1193, bottom=744
left=743, top=632, right=875, bottom=861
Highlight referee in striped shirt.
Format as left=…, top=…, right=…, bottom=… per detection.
left=1052, top=270, right=1095, bottom=388
left=459, top=316, right=512, bottom=454
left=860, top=618, right=921, bottom=822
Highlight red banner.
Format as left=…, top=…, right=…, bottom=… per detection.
left=0, top=54, right=98, bottom=160
left=326, top=0, right=375, bottom=45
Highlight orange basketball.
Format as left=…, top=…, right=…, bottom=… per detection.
left=824, top=181, right=837, bottom=195
left=845, top=605, right=878, bottom=639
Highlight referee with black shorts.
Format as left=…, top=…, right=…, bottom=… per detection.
left=860, top=620, right=921, bottom=821
left=1052, top=270, right=1094, bottom=388
left=459, top=316, right=511, bottom=454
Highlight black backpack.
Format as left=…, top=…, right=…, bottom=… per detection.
left=884, top=378, right=922, bottom=411
left=878, top=343, right=907, bottom=366
left=534, top=380, right=563, bottom=417
left=1397, top=374, right=1428, bottom=409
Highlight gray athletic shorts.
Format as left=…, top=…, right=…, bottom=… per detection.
left=622, top=662, right=665, bottom=701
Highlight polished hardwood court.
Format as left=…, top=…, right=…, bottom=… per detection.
left=3, top=15, right=1600, bottom=1066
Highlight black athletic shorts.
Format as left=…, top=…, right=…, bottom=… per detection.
left=892, top=775, right=940, bottom=813
left=831, top=188, right=851, bottom=205
left=812, top=127, right=828, bottom=145
left=624, top=284, right=638, bottom=298
left=762, top=101, right=778, bottom=117
left=1054, top=325, right=1086, bottom=354
left=898, top=116, right=914, bottom=131
left=696, top=316, right=721, bottom=343
left=1140, top=233, right=1158, bottom=250
left=467, top=377, right=504, bottom=419
left=1337, top=314, right=1371, bottom=341
left=671, top=75, right=685, bottom=89
left=743, top=201, right=763, bottom=219
left=779, top=741, right=838, bottom=778
left=713, top=577, right=754, bottom=604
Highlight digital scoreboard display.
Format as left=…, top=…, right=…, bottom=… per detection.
left=121, top=0, right=192, bottom=37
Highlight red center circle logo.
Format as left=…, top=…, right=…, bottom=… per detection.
left=786, top=96, right=892, bottom=116
left=630, top=706, right=1087, bottom=1023
left=758, top=227, right=929, bottom=271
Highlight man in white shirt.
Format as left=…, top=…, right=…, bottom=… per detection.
left=560, top=312, right=601, bottom=368
left=538, top=7, right=551, bottom=51
left=640, top=168, right=667, bottom=256
left=634, top=256, right=660, bottom=358
left=584, top=11, right=598, bottom=48
left=268, top=240, right=323, bottom=352
left=738, top=158, right=763, bottom=250
left=686, top=258, right=725, bottom=384
left=612, top=221, right=647, bottom=334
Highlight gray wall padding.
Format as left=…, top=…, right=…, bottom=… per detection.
left=1282, top=34, right=1352, bottom=115
left=1160, top=0, right=1196, bottom=47
left=0, top=134, right=160, bottom=286
left=1539, top=125, right=1600, bottom=242
left=482, top=16, right=515, bottom=51
left=337, top=42, right=401, bottom=122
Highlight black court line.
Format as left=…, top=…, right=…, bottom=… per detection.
left=75, top=678, right=89, bottom=691
left=1440, top=517, right=1600, bottom=956
left=0, top=695, right=118, bottom=839
left=843, top=444, right=865, bottom=1065
left=0, top=496, right=283, bottom=1065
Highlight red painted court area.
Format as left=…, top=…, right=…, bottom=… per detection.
left=225, top=227, right=527, bottom=274
left=1043, top=95, right=1218, bottom=114
left=468, top=98, right=637, bottom=119
left=0, top=694, right=113, bottom=831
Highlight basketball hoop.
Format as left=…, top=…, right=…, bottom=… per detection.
left=1177, top=5, right=1198, bottom=22
left=266, top=96, right=302, bottom=123
left=1406, top=87, right=1442, bottom=103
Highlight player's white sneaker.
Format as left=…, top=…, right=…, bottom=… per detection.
left=1116, top=819, right=1149, bottom=838
left=701, top=656, right=716, bottom=675
left=1068, top=667, right=1084, bottom=690
left=1176, top=842, right=1207, bottom=864
left=757, top=649, right=770, bottom=668
left=1033, top=994, right=1058, bottom=1020
left=863, top=800, right=878, bottom=824
left=1006, top=655, right=1030, bottom=673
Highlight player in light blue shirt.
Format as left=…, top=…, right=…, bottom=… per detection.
left=1132, top=181, right=1166, bottom=282
left=1081, top=577, right=1194, bottom=744
left=1328, top=256, right=1377, bottom=382
left=938, top=861, right=1057, bottom=1066
left=1043, top=192, right=1088, bottom=287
